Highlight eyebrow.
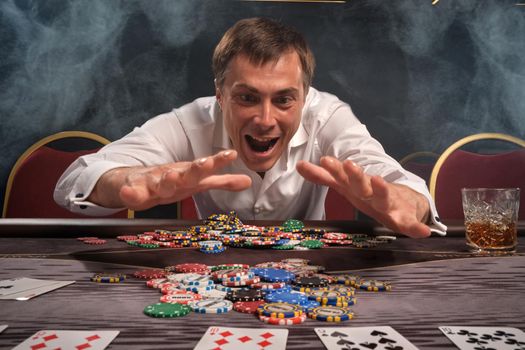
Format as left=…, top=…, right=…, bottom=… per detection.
left=232, top=83, right=300, bottom=95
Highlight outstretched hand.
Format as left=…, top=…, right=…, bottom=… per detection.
left=92, top=150, right=252, bottom=211
left=296, top=156, right=431, bottom=238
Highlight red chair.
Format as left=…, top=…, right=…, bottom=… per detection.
left=3, top=131, right=133, bottom=219
left=429, top=133, right=525, bottom=220
left=399, top=151, right=439, bottom=185
left=325, top=188, right=356, bottom=220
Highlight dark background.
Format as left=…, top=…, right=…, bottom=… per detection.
left=1, top=0, right=524, bottom=214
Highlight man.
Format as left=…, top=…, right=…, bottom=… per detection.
left=55, top=17, right=446, bottom=238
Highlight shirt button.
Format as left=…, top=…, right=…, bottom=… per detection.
left=254, top=207, right=261, bottom=214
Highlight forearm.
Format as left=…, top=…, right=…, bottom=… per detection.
left=88, top=167, right=134, bottom=208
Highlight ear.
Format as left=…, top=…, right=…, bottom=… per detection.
left=215, top=84, right=223, bottom=110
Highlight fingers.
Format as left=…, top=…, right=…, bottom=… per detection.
left=342, top=159, right=373, bottom=200
left=199, top=174, right=252, bottom=192
left=296, top=160, right=337, bottom=188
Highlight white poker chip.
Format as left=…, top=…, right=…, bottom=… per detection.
left=200, top=289, right=227, bottom=300
left=189, top=299, right=233, bottom=314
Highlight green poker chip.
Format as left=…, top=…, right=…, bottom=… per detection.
left=282, top=219, right=304, bottom=232
left=143, top=302, right=191, bottom=318
left=299, top=240, right=324, bottom=249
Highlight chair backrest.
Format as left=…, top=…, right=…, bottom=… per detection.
left=3, top=131, right=133, bottom=219
left=399, top=151, right=439, bottom=185
left=429, top=133, right=525, bottom=220
left=325, top=188, right=356, bottom=220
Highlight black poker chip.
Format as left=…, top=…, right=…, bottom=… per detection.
left=226, top=289, right=264, bottom=302
left=292, top=276, right=329, bottom=287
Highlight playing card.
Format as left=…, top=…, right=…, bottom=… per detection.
left=12, top=330, right=119, bottom=350
left=315, top=326, right=419, bottom=350
left=439, top=326, right=525, bottom=350
left=0, top=325, right=7, bottom=334
left=193, top=326, right=288, bottom=350
left=0, top=278, right=75, bottom=300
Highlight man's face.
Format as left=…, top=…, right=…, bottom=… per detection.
left=216, top=51, right=306, bottom=173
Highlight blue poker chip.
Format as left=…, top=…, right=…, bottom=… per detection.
left=261, top=285, right=292, bottom=295
left=250, top=268, right=295, bottom=283
left=275, top=239, right=291, bottom=245
left=264, top=291, right=308, bottom=305
left=301, top=299, right=321, bottom=313
left=200, top=246, right=226, bottom=254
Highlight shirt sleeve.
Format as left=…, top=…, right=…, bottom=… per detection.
left=317, top=103, right=447, bottom=235
left=54, top=111, right=191, bottom=215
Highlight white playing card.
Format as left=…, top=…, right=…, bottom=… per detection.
left=0, top=278, right=75, bottom=300
left=0, top=325, right=7, bottom=334
left=12, top=330, right=119, bottom=350
left=193, top=326, right=288, bottom=350
left=315, top=326, right=419, bottom=350
left=439, top=326, right=525, bottom=350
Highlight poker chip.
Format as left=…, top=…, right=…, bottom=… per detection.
left=212, top=268, right=251, bottom=279
left=160, top=291, right=201, bottom=304
left=143, top=302, right=191, bottom=318
left=174, top=263, right=209, bottom=274
left=264, top=291, right=308, bottom=305
left=326, top=285, right=356, bottom=297
left=77, top=236, right=99, bottom=241
left=133, top=269, right=167, bottom=279
left=257, top=302, right=303, bottom=319
left=259, top=313, right=307, bottom=325
left=183, top=274, right=214, bottom=286
left=334, top=274, right=361, bottom=287
left=189, top=299, right=233, bottom=314
left=251, top=268, right=295, bottom=283
left=308, top=306, right=354, bottom=322
left=221, top=276, right=260, bottom=287
left=281, top=258, right=309, bottom=266
left=200, top=289, right=227, bottom=300
left=357, top=280, right=392, bottom=292
left=90, top=273, right=126, bottom=283
left=250, top=281, right=286, bottom=290
left=226, top=289, right=264, bottom=302
left=299, top=240, right=324, bottom=249
left=211, top=264, right=250, bottom=271
left=233, top=300, right=266, bottom=314
left=83, top=239, right=107, bottom=245
left=146, top=278, right=170, bottom=289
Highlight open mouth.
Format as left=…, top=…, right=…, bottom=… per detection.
left=245, top=135, right=279, bottom=153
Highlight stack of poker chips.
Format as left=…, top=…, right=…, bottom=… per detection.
left=116, top=211, right=397, bottom=252
left=136, top=259, right=391, bottom=323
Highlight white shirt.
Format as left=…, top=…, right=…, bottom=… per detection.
left=54, top=87, right=446, bottom=234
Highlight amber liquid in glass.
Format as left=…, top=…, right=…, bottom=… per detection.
left=465, top=221, right=517, bottom=251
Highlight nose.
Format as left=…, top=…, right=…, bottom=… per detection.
left=255, top=99, right=276, bottom=128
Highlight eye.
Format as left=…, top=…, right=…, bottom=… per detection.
left=238, top=94, right=258, bottom=104
left=274, top=96, right=294, bottom=106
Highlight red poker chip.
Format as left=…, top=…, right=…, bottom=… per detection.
left=77, top=237, right=99, bottom=241
left=212, top=268, right=251, bottom=279
left=250, top=282, right=286, bottom=290
left=221, top=277, right=260, bottom=287
left=133, top=269, right=167, bottom=279
left=116, top=235, right=138, bottom=241
left=233, top=300, right=266, bottom=314
left=146, top=278, right=169, bottom=288
left=175, top=263, right=209, bottom=273
left=322, top=232, right=347, bottom=240
left=83, top=239, right=107, bottom=245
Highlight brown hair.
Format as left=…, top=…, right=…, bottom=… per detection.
left=212, top=17, right=315, bottom=93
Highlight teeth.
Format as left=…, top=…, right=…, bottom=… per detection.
left=251, top=136, right=276, bottom=142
